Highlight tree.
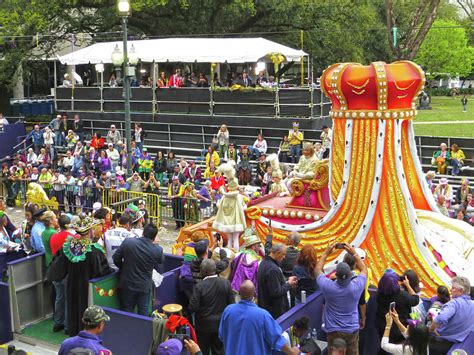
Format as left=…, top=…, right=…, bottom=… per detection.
left=415, top=19, right=473, bottom=78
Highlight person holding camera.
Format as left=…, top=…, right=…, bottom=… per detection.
left=315, top=242, right=367, bottom=355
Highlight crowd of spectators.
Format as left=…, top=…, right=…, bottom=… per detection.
left=427, top=142, right=473, bottom=225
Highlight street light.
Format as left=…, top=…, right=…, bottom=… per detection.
left=111, top=44, right=123, bottom=81
left=117, top=0, right=133, bottom=176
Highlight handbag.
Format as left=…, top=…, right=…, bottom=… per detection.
left=46, top=251, right=67, bottom=282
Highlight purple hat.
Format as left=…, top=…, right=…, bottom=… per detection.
left=156, top=339, right=183, bottom=355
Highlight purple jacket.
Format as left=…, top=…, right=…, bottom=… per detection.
left=59, top=331, right=111, bottom=355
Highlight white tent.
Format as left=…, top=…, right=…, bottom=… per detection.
left=57, top=37, right=308, bottom=65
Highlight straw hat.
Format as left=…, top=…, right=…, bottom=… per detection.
left=242, top=229, right=261, bottom=248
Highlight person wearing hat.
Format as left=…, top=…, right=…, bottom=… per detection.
left=320, top=125, right=332, bottom=159
left=433, top=178, right=453, bottom=206
left=229, top=229, right=263, bottom=293
left=30, top=207, right=47, bottom=253
left=138, top=147, right=153, bottom=180
left=58, top=305, right=111, bottom=355
left=182, top=182, right=200, bottom=224
left=48, top=215, right=112, bottom=336
left=113, top=223, right=163, bottom=316
left=289, top=122, right=303, bottom=163
left=106, top=124, right=122, bottom=146
left=106, top=143, right=120, bottom=171
left=190, top=238, right=229, bottom=286
left=183, top=161, right=203, bottom=188
left=315, top=242, right=367, bottom=355
left=127, top=172, right=146, bottom=193
left=432, top=142, right=451, bottom=175
left=287, top=142, right=319, bottom=194
left=157, top=338, right=203, bottom=355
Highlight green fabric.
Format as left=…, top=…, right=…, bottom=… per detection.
left=41, top=227, right=57, bottom=266
left=63, top=236, right=105, bottom=263
left=22, top=317, right=68, bottom=345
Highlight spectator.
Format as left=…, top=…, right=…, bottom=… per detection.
left=126, top=172, right=145, bottom=192
left=226, top=143, right=238, bottom=163
left=103, top=213, right=137, bottom=269
left=426, top=286, right=451, bottom=328
left=73, top=114, right=84, bottom=142
left=316, top=243, right=367, bottom=355
left=28, top=124, right=44, bottom=153
left=289, top=122, right=303, bottom=163
left=153, top=151, right=168, bottom=185
left=58, top=305, right=111, bottom=355
left=216, top=125, right=230, bottom=159
left=138, top=147, right=153, bottom=180
left=169, top=68, right=184, bottom=87
left=190, top=238, right=229, bottom=286
left=72, top=152, right=84, bottom=177
left=157, top=71, right=168, bottom=87
left=234, top=71, right=253, bottom=87
left=252, top=154, right=268, bottom=187
left=197, top=180, right=213, bottom=217
left=210, top=169, right=225, bottom=192
left=380, top=311, right=429, bottom=355
left=320, top=125, right=332, bottom=159
left=429, top=276, right=474, bottom=355
left=433, top=178, right=453, bottom=205
left=49, top=115, right=62, bottom=146
left=375, top=270, right=419, bottom=348
left=219, top=280, right=299, bottom=355
left=257, top=243, right=298, bottom=319
left=183, top=161, right=202, bottom=187
left=91, top=133, right=105, bottom=150
left=206, top=146, right=220, bottom=170
left=134, top=123, right=145, bottom=151
left=49, top=214, right=74, bottom=333
left=197, top=73, right=208, bottom=87
left=278, top=135, right=291, bottom=163
left=106, top=143, right=120, bottom=171
left=62, top=150, right=74, bottom=172
left=30, top=207, right=47, bottom=253
left=461, top=94, right=467, bottom=112
left=251, top=133, right=267, bottom=159
left=189, top=258, right=235, bottom=355
left=454, top=178, right=470, bottom=206
left=329, top=338, right=347, bottom=355
left=144, top=172, right=161, bottom=195
left=432, top=143, right=450, bottom=175
left=41, top=211, right=58, bottom=267
left=281, top=232, right=301, bottom=279
left=166, top=151, right=178, bottom=178
left=113, top=223, right=164, bottom=316
left=343, top=252, right=368, bottom=330
left=98, top=150, right=112, bottom=174
left=51, top=170, right=66, bottom=209
left=256, top=71, right=267, bottom=87
left=314, top=142, right=324, bottom=160
left=293, top=244, right=317, bottom=304
left=106, top=124, right=122, bottom=146
left=450, top=144, right=465, bottom=176
left=26, top=148, right=38, bottom=165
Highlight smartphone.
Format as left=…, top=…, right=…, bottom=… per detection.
left=389, top=302, right=396, bottom=312
left=335, top=243, right=344, bottom=249
left=215, top=233, right=221, bottom=242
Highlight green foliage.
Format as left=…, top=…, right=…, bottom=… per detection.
left=415, top=19, right=474, bottom=78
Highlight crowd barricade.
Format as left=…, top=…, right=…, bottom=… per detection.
left=102, top=188, right=161, bottom=224
left=159, top=195, right=202, bottom=225
left=0, top=282, right=12, bottom=344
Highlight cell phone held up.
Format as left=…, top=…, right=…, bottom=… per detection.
left=335, top=243, right=345, bottom=249
left=389, top=301, right=396, bottom=312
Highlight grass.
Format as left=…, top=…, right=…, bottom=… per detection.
left=414, top=96, right=474, bottom=138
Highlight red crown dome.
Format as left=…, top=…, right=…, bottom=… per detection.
left=321, top=61, right=425, bottom=119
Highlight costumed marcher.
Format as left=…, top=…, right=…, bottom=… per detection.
left=287, top=142, right=319, bottom=194
left=168, top=175, right=185, bottom=230
left=212, top=163, right=247, bottom=251
left=182, top=182, right=200, bottom=224
left=229, top=230, right=263, bottom=294
left=237, top=145, right=252, bottom=185
left=47, top=214, right=112, bottom=337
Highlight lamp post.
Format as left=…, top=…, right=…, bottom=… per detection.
left=117, top=0, right=133, bottom=176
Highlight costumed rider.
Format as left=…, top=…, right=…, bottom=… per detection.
left=212, top=162, right=247, bottom=251
left=287, top=142, right=319, bottom=194
left=266, top=154, right=289, bottom=196
left=229, top=229, right=263, bottom=294
left=102, top=206, right=144, bottom=269
left=47, top=214, right=112, bottom=337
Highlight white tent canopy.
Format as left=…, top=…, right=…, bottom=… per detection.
left=57, top=37, right=308, bottom=65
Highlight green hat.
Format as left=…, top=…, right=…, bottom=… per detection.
left=124, top=203, right=145, bottom=223
left=82, top=305, right=110, bottom=325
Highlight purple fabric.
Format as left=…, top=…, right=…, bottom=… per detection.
left=230, top=253, right=259, bottom=292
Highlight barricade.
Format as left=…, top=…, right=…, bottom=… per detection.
left=159, top=195, right=202, bottom=226
left=0, top=282, right=12, bottom=344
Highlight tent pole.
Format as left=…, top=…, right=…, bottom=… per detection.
left=300, top=30, right=304, bottom=86
left=53, top=60, right=58, bottom=111
left=152, top=61, right=157, bottom=117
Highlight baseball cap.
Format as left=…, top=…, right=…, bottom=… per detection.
left=82, top=305, right=110, bottom=325
left=156, top=339, right=183, bottom=355
left=335, top=262, right=352, bottom=282
left=194, top=239, right=210, bottom=256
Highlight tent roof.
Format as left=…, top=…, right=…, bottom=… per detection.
left=57, top=37, right=308, bottom=65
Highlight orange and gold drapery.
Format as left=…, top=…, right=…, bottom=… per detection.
left=250, top=61, right=473, bottom=295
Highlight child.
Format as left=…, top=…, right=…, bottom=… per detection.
left=426, top=285, right=450, bottom=327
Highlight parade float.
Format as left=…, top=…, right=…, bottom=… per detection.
left=175, top=61, right=473, bottom=295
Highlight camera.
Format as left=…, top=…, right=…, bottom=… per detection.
left=335, top=243, right=345, bottom=249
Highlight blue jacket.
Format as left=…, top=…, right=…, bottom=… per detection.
left=113, top=236, right=164, bottom=293
left=59, top=331, right=111, bottom=355
left=28, top=130, right=43, bottom=145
